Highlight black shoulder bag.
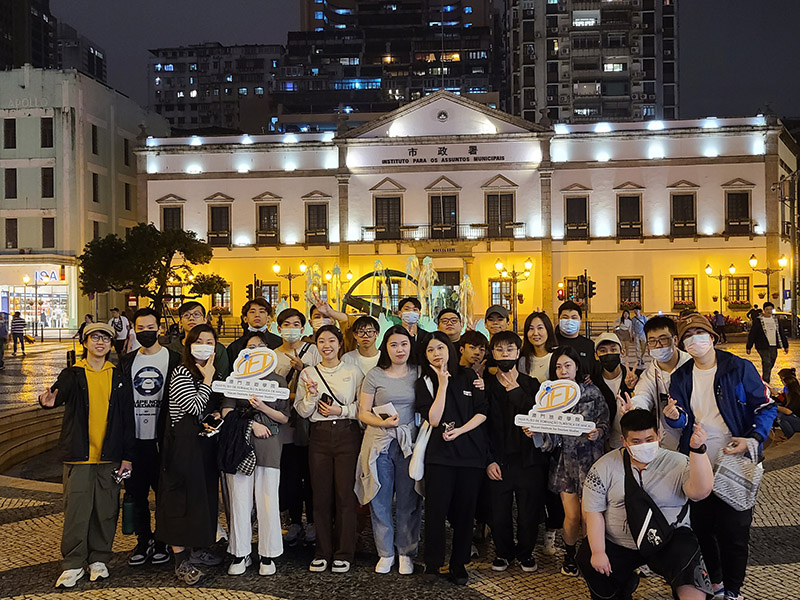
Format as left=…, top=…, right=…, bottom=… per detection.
left=314, top=365, right=344, bottom=406
left=623, top=449, right=688, bottom=558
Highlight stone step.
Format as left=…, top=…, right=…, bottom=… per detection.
left=0, top=406, right=63, bottom=472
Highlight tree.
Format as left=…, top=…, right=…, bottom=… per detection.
left=78, top=223, right=216, bottom=308
left=188, top=273, right=228, bottom=299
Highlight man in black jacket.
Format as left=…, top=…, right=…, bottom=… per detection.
left=746, top=301, right=788, bottom=383
left=119, top=307, right=181, bottom=567
left=485, top=331, right=548, bottom=574
left=39, top=322, right=135, bottom=588
left=226, top=298, right=281, bottom=366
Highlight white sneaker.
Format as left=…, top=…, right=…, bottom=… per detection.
left=88, top=562, right=109, bottom=582
left=55, top=567, right=85, bottom=588
left=375, top=555, right=395, bottom=574
left=398, top=555, right=414, bottom=575
left=543, top=530, right=557, bottom=556
left=259, top=557, right=277, bottom=576
left=309, top=558, right=328, bottom=572
left=227, top=555, right=252, bottom=576
left=331, top=560, right=350, bottom=573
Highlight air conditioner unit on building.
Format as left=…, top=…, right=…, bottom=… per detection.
left=631, top=47, right=640, bottom=54
left=633, top=23, right=641, bottom=29
left=634, top=110, right=641, bottom=118
left=633, top=0, right=641, bottom=5
left=632, top=71, right=642, bottom=78
left=559, top=95, right=569, bottom=103
left=560, top=26, right=570, bottom=33
left=664, top=50, right=673, bottom=56
left=18, top=248, right=32, bottom=255
left=631, top=93, right=639, bottom=100
left=535, top=31, right=542, bottom=39
left=649, top=94, right=656, bottom=99
left=547, top=95, right=556, bottom=102
left=561, top=47, right=570, bottom=55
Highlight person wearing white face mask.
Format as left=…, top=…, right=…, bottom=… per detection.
left=156, top=324, right=223, bottom=586
left=397, top=297, right=423, bottom=342
left=664, top=313, right=777, bottom=600
left=226, top=298, right=282, bottom=366
left=629, top=316, right=691, bottom=451
left=579, top=409, right=714, bottom=600
left=554, top=301, right=597, bottom=375
left=273, top=308, right=320, bottom=547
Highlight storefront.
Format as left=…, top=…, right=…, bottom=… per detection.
left=0, top=264, right=77, bottom=333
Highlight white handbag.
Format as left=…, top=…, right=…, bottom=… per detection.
left=712, top=437, right=764, bottom=511
left=408, top=420, right=432, bottom=481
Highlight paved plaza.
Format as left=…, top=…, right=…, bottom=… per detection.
left=0, top=341, right=799, bottom=599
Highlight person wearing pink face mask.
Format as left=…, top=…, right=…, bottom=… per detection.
left=663, top=313, right=777, bottom=600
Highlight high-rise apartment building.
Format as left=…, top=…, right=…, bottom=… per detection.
left=507, top=0, right=678, bottom=123
left=147, top=42, right=283, bottom=131
left=0, top=0, right=57, bottom=70
left=56, top=22, right=106, bottom=83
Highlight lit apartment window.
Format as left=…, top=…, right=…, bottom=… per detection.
left=603, top=63, right=625, bottom=72
left=255, top=87, right=264, bottom=95
left=164, top=64, right=174, bottom=71
left=672, top=277, right=695, bottom=309
left=315, top=11, right=323, bottom=19
left=573, top=10, right=600, bottom=27
left=619, top=278, right=642, bottom=309
left=238, top=87, right=248, bottom=95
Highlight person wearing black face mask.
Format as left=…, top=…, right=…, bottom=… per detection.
left=593, top=333, right=637, bottom=451
left=484, top=331, right=548, bottom=574
left=119, top=307, right=181, bottom=567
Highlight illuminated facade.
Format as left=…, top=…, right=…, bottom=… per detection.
left=141, top=91, right=796, bottom=323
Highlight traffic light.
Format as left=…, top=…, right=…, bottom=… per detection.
left=588, top=278, right=597, bottom=299
left=246, top=283, right=254, bottom=301
left=557, top=281, right=565, bottom=301
left=254, top=279, right=264, bottom=298
left=576, top=274, right=587, bottom=299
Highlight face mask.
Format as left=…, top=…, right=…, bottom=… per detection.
left=496, top=359, right=517, bottom=373
left=190, top=344, right=215, bottom=361
left=281, top=328, right=302, bottom=343
left=683, top=333, right=713, bottom=358
left=650, top=345, right=674, bottom=363
left=627, top=441, right=659, bottom=464
left=248, top=324, right=268, bottom=333
left=559, top=318, right=580, bottom=336
left=401, top=311, right=420, bottom=326
left=135, top=330, right=159, bottom=348
left=599, top=353, right=621, bottom=372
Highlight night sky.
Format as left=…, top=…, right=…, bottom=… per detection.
left=51, top=0, right=800, bottom=119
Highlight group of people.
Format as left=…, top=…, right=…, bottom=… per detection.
left=39, top=295, right=780, bottom=600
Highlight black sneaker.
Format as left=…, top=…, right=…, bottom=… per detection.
left=448, top=564, right=468, bottom=586
left=520, top=557, right=538, bottom=573
left=151, top=542, right=170, bottom=565
left=561, top=555, right=579, bottom=577
left=423, top=565, right=441, bottom=582
left=491, top=557, right=509, bottom=572
left=128, top=539, right=154, bottom=566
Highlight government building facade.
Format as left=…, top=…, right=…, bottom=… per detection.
left=140, top=91, right=796, bottom=326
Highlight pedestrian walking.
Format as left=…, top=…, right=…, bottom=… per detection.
left=355, top=325, right=422, bottom=576
left=119, top=308, right=180, bottom=568
left=712, top=311, right=728, bottom=343
left=745, top=304, right=761, bottom=322
left=74, top=314, right=94, bottom=344
left=38, top=322, right=135, bottom=588
left=630, top=308, right=648, bottom=369
left=746, top=301, right=788, bottom=383
left=665, top=313, right=777, bottom=600
left=108, top=308, right=130, bottom=360
left=416, top=332, right=488, bottom=585
left=219, top=331, right=290, bottom=577
left=11, top=311, right=26, bottom=356
left=296, top=326, right=363, bottom=574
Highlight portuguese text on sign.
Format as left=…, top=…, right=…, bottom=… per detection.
left=212, top=348, right=290, bottom=402
left=513, top=379, right=595, bottom=437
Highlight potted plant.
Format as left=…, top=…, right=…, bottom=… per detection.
left=673, top=299, right=696, bottom=311
left=772, top=293, right=780, bottom=299
left=758, top=292, right=766, bottom=299
left=727, top=300, right=752, bottom=310
left=712, top=296, right=718, bottom=303
left=620, top=300, right=642, bottom=310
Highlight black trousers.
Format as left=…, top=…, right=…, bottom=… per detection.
left=124, top=439, right=160, bottom=541
left=490, top=461, right=547, bottom=560
left=424, top=464, right=483, bottom=570
left=279, top=443, right=314, bottom=525
left=757, top=347, right=779, bottom=383
left=576, top=528, right=711, bottom=600
left=690, top=493, right=752, bottom=594
left=544, top=489, right=565, bottom=530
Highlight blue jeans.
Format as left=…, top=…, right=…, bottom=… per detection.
left=369, top=439, right=422, bottom=558
left=778, top=413, right=800, bottom=438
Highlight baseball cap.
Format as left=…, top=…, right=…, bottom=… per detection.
left=594, top=332, right=622, bottom=349
left=82, top=323, right=115, bottom=340
left=485, top=305, right=509, bottom=320
left=678, top=313, right=719, bottom=343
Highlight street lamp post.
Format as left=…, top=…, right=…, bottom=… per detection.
left=748, top=254, right=787, bottom=305
left=495, top=257, right=533, bottom=333
left=22, top=274, right=30, bottom=331
left=272, top=260, right=307, bottom=307
left=705, top=263, right=736, bottom=314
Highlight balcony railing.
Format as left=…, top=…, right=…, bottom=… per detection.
left=360, top=222, right=526, bottom=242
left=207, top=230, right=231, bottom=247
left=256, top=229, right=279, bottom=246
left=305, top=228, right=329, bottom=246
left=565, top=222, right=589, bottom=240
left=671, top=221, right=697, bottom=238
left=617, top=220, right=642, bottom=238
left=725, top=218, right=752, bottom=236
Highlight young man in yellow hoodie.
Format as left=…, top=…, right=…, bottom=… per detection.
left=39, top=322, right=135, bottom=588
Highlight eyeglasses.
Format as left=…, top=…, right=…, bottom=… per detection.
left=647, top=335, right=673, bottom=348
left=88, top=333, right=112, bottom=342
left=182, top=311, right=205, bottom=320
left=438, top=318, right=461, bottom=326
left=355, top=329, right=377, bottom=338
